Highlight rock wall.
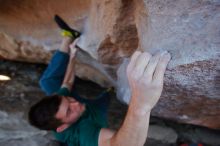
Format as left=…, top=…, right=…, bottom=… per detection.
left=0, top=0, right=219, bottom=129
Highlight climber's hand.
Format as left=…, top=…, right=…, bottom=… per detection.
left=127, top=51, right=171, bottom=114
left=69, top=38, right=79, bottom=59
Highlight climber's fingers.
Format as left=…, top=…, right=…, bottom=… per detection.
left=153, top=51, right=171, bottom=84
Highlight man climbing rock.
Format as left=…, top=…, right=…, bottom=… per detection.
left=28, top=15, right=171, bottom=146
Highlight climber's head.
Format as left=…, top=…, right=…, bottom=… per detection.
left=28, top=95, right=85, bottom=132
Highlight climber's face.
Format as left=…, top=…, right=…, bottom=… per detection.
left=55, top=96, right=85, bottom=132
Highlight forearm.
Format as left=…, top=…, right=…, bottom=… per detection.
left=109, top=101, right=151, bottom=146
left=100, top=51, right=171, bottom=146
left=62, top=57, right=76, bottom=90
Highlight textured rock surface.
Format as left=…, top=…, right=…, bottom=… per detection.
left=147, top=125, right=178, bottom=143
left=1, top=61, right=219, bottom=146
left=0, top=0, right=220, bottom=129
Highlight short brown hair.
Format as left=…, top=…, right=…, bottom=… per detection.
left=28, top=95, right=62, bottom=131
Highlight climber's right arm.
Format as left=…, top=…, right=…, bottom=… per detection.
left=61, top=39, right=78, bottom=91
left=98, top=51, right=171, bottom=146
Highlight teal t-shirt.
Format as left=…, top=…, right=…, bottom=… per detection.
left=53, top=87, right=108, bottom=146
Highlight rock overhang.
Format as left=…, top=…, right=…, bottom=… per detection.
left=0, top=0, right=219, bottom=129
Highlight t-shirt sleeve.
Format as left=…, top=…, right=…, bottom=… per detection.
left=56, top=87, right=72, bottom=97
left=56, top=87, right=84, bottom=102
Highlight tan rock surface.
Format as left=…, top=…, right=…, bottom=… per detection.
left=0, top=0, right=219, bottom=129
